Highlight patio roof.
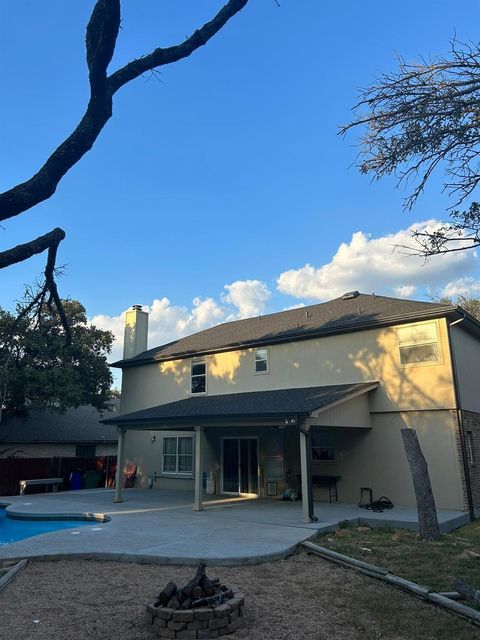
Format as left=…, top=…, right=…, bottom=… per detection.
left=102, top=382, right=378, bottom=428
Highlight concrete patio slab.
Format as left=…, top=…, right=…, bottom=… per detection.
left=0, top=489, right=469, bottom=565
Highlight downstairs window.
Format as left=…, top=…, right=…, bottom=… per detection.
left=162, top=436, right=193, bottom=475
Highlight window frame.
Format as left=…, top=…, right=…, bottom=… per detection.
left=190, top=357, right=207, bottom=394
left=161, top=435, right=194, bottom=477
left=311, top=431, right=335, bottom=463
left=254, top=347, right=269, bottom=375
left=396, top=321, right=442, bottom=367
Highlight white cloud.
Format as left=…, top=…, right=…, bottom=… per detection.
left=89, top=279, right=272, bottom=364
left=91, top=220, right=480, bottom=379
left=277, top=220, right=478, bottom=301
left=395, top=285, right=416, bottom=298
left=440, top=277, right=480, bottom=299
left=90, top=297, right=226, bottom=364
left=222, top=279, right=271, bottom=319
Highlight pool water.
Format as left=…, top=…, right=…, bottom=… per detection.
left=0, top=508, right=91, bottom=544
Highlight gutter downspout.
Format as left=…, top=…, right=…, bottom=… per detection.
left=447, top=314, right=475, bottom=521
left=299, top=416, right=318, bottom=523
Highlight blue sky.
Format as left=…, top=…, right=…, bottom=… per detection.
left=2, top=1, right=480, bottom=365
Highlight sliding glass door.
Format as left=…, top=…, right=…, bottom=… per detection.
left=222, top=438, right=258, bottom=495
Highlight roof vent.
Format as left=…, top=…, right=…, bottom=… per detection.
left=342, top=291, right=360, bottom=300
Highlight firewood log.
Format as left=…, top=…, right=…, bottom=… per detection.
left=191, top=594, right=223, bottom=608
left=157, top=581, right=177, bottom=605
left=191, top=585, right=203, bottom=600
left=181, top=563, right=206, bottom=597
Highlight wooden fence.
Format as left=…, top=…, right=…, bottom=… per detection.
left=0, top=455, right=117, bottom=497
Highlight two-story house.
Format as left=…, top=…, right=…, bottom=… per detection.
left=104, top=292, right=480, bottom=523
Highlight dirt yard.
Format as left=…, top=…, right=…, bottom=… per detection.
left=1, top=550, right=478, bottom=640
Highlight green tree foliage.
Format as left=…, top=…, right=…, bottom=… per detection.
left=0, top=300, right=113, bottom=419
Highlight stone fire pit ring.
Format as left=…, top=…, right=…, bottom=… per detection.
left=145, top=593, right=245, bottom=639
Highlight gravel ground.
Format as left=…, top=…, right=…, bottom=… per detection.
left=1, top=551, right=478, bottom=640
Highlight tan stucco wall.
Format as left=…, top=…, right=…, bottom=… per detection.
left=304, top=410, right=464, bottom=510
left=450, top=325, right=480, bottom=413
left=124, top=429, right=197, bottom=490
left=124, top=409, right=464, bottom=510
left=121, top=317, right=467, bottom=510
left=121, top=318, right=455, bottom=415
left=305, top=393, right=372, bottom=428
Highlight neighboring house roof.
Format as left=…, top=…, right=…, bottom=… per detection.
left=0, top=402, right=120, bottom=444
left=112, top=293, right=462, bottom=369
left=103, top=383, right=378, bottom=427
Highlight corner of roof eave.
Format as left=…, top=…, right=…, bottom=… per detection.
left=308, top=381, right=379, bottom=418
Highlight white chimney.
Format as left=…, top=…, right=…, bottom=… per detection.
left=123, top=305, right=149, bottom=359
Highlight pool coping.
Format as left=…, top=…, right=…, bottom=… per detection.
left=1, top=502, right=110, bottom=523
left=0, top=545, right=304, bottom=567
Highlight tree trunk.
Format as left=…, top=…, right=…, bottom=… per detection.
left=401, top=428, right=441, bottom=541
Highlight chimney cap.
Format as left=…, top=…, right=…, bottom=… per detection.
left=132, top=304, right=143, bottom=311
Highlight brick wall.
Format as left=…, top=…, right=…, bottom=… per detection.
left=460, top=411, right=480, bottom=511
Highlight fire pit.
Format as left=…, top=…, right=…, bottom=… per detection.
left=145, top=563, right=245, bottom=639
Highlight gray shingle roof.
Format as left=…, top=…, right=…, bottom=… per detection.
left=112, top=293, right=455, bottom=368
left=0, top=402, right=120, bottom=444
left=103, top=383, right=377, bottom=427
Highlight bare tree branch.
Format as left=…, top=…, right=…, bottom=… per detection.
left=0, top=0, right=249, bottom=223
left=86, top=0, right=121, bottom=95
left=341, top=38, right=480, bottom=209
left=0, top=228, right=71, bottom=343
left=0, top=228, right=65, bottom=269
left=0, top=0, right=250, bottom=344
left=109, top=0, right=248, bottom=92
left=342, top=37, right=480, bottom=257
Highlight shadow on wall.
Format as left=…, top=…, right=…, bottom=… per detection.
left=139, top=313, right=454, bottom=416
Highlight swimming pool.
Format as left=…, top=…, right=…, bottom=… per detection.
left=0, top=508, right=92, bottom=544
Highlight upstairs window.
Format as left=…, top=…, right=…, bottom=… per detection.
left=191, top=357, right=206, bottom=394
left=254, top=348, right=269, bottom=374
left=396, top=322, right=440, bottom=366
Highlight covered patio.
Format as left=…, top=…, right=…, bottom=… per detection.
left=105, top=382, right=380, bottom=524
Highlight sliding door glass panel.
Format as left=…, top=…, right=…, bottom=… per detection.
left=239, top=439, right=249, bottom=493
left=223, top=439, right=239, bottom=493
left=249, top=438, right=259, bottom=494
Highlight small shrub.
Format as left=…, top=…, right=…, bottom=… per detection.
left=338, top=520, right=353, bottom=530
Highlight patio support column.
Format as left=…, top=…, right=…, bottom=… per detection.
left=114, top=428, right=126, bottom=503
left=193, top=426, right=204, bottom=512
left=299, top=426, right=317, bottom=523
